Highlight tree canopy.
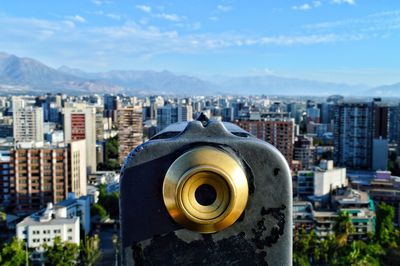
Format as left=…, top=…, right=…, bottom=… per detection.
left=79, top=235, right=101, bottom=266
left=294, top=204, right=400, bottom=265
left=0, top=237, right=27, bottom=266
left=44, top=236, right=79, bottom=266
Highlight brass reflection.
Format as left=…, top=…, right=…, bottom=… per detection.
left=163, top=146, right=248, bottom=233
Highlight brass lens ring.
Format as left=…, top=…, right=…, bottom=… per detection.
left=163, top=146, right=248, bottom=233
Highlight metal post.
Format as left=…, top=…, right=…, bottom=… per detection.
left=112, top=234, right=118, bottom=266
left=25, top=240, right=29, bottom=266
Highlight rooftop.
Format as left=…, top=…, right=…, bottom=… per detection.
left=333, top=189, right=369, bottom=204
left=18, top=214, right=78, bottom=227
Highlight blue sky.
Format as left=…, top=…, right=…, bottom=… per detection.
left=1, top=0, right=400, bottom=86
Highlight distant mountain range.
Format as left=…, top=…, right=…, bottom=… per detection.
left=0, top=52, right=398, bottom=96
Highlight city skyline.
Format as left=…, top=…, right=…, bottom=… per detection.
left=1, top=1, right=400, bottom=86
left=1, top=92, right=400, bottom=264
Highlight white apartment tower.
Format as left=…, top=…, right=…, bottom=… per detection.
left=63, top=105, right=97, bottom=174
left=178, top=105, right=193, bottom=122
left=13, top=106, right=44, bottom=143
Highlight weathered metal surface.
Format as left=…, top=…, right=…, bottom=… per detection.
left=120, top=119, right=292, bottom=265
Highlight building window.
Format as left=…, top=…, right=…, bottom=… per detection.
left=68, top=228, right=72, bottom=232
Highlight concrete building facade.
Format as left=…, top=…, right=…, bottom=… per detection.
left=235, top=118, right=295, bottom=168
left=16, top=202, right=80, bottom=262
left=0, top=141, right=86, bottom=214
left=117, top=106, right=143, bottom=164
left=63, top=105, right=96, bottom=173
left=297, top=160, right=347, bottom=198
left=333, top=101, right=388, bottom=170
left=13, top=107, right=44, bottom=143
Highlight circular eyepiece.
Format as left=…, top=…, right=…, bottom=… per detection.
left=163, top=146, right=248, bottom=233
left=195, top=184, right=217, bottom=206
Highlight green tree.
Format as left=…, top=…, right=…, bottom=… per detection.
left=0, top=210, right=6, bottom=221
left=333, top=211, right=355, bottom=246
left=101, top=192, right=119, bottom=219
left=376, top=202, right=397, bottom=248
left=91, top=203, right=108, bottom=220
left=99, top=183, right=107, bottom=198
left=44, top=236, right=79, bottom=266
left=98, top=184, right=119, bottom=219
left=318, top=234, right=337, bottom=265
left=0, top=237, right=27, bottom=266
left=293, top=228, right=312, bottom=266
left=388, top=150, right=400, bottom=176
left=79, top=235, right=101, bottom=266
left=106, top=136, right=118, bottom=160
left=335, top=240, right=384, bottom=266
left=107, top=159, right=121, bottom=171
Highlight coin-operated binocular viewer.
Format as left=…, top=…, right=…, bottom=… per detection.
left=120, top=114, right=292, bottom=265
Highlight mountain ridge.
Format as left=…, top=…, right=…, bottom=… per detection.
left=0, top=52, right=398, bottom=96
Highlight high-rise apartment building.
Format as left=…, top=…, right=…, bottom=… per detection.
left=13, top=106, right=44, bottom=143
left=157, top=104, right=178, bottom=131
left=149, top=96, right=164, bottom=120
left=333, top=101, right=388, bottom=170
left=0, top=140, right=86, bottom=214
left=306, top=106, right=320, bottom=123
left=0, top=150, right=13, bottom=207
left=95, top=106, right=104, bottom=141
left=319, top=102, right=334, bottom=124
left=117, top=106, right=143, bottom=164
left=156, top=104, right=193, bottom=131
left=0, top=116, right=13, bottom=138
left=389, top=104, right=400, bottom=148
left=104, top=94, right=118, bottom=123
left=294, top=135, right=315, bottom=170
left=178, top=105, right=193, bottom=122
left=373, top=102, right=388, bottom=139
left=235, top=117, right=295, bottom=168
left=63, top=105, right=96, bottom=173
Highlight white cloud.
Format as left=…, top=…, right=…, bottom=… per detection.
left=91, top=10, right=104, bottom=15
left=156, top=13, right=183, bottom=22
left=0, top=14, right=372, bottom=59
left=293, top=4, right=311, bottom=11
left=251, top=68, right=275, bottom=75
left=136, top=5, right=151, bottom=13
left=293, top=1, right=322, bottom=11
left=91, top=0, right=112, bottom=5
left=217, top=5, right=232, bottom=12
left=106, top=13, right=122, bottom=20
left=66, top=15, right=86, bottom=23
left=62, top=20, right=75, bottom=28
left=209, top=16, right=219, bottom=21
left=89, top=11, right=123, bottom=21
left=304, top=9, right=400, bottom=31
left=313, top=1, right=322, bottom=7
left=332, top=0, right=355, bottom=5
left=260, top=34, right=341, bottom=45
left=1, top=9, right=400, bottom=71
left=139, top=18, right=148, bottom=25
